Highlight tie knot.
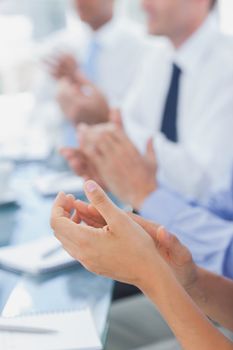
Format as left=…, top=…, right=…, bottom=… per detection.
left=172, top=63, right=182, bottom=78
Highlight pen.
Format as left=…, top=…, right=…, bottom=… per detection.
left=0, top=324, right=58, bottom=334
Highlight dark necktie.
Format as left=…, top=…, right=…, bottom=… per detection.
left=160, top=63, right=182, bottom=143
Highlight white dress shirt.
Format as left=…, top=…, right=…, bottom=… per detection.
left=80, top=17, right=150, bottom=107
left=123, top=15, right=233, bottom=201
left=35, top=17, right=151, bottom=104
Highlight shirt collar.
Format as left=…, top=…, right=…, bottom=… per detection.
left=172, top=14, right=219, bottom=73
left=88, top=17, right=118, bottom=49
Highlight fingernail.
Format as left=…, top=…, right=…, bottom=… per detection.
left=67, top=194, right=75, bottom=200
left=85, top=180, right=97, bottom=193
left=58, top=191, right=65, bottom=197
left=159, top=226, right=170, bottom=242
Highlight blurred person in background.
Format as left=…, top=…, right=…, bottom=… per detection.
left=62, top=0, right=233, bottom=203
left=33, top=0, right=151, bottom=147
left=61, top=0, right=233, bottom=301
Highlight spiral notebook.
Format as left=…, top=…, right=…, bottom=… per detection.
left=0, top=308, right=102, bottom=350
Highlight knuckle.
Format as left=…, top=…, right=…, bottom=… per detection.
left=93, top=192, right=106, bottom=207
left=170, top=233, right=179, bottom=245
left=182, top=247, right=193, bottom=263
left=81, top=258, right=94, bottom=271
left=53, top=229, right=59, bottom=239
left=50, top=216, right=58, bottom=232
left=65, top=247, right=78, bottom=261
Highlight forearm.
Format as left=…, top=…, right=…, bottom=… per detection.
left=140, top=263, right=233, bottom=350
left=189, top=267, right=233, bottom=331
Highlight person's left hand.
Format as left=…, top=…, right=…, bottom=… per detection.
left=50, top=181, right=162, bottom=289
left=78, top=119, right=157, bottom=210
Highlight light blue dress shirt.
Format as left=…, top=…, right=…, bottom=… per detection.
left=63, top=39, right=100, bottom=147
left=140, top=188, right=233, bottom=279
left=205, top=176, right=233, bottom=221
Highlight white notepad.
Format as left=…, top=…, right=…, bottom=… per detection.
left=0, top=308, right=102, bottom=350
left=0, top=236, right=77, bottom=275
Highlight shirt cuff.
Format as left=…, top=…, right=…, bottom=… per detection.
left=139, top=187, right=190, bottom=227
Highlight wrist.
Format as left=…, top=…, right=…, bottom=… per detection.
left=132, top=182, right=157, bottom=211
left=137, top=258, right=200, bottom=313
left=185, top=267, right=207, bottom=307
left=135, top=254, right=169, bottom=297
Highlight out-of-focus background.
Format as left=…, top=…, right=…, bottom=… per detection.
left=0, top=2, right=232, bottom=346
left=0, top=0, right=231, bottom=162
left=0, top=0, right=232, bottom=95
left=0, top=0, right=231, bottom=168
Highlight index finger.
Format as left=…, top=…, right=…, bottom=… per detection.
left=60, top=147, right=85, bottom=161
left=51, top=192, right=75, bottom=224
left=60, top=147, right=78, bottom=158
left=51, top=192, right=68, bottom=230
left=51, top=196, right=102, bottom=249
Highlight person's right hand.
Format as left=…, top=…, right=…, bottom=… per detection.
left=56, top=72, right=110, bottom=125
left=60, top=147, right=107, bottom=188
left=44, top=53, right=77, bottom=81
left=70, top=197, right=198, bottom=293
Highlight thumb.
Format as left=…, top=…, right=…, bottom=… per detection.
left=128, top=213, right=160, bottom=238
left=110, top=109, right=124, bottom=129
left=156, top=226, right=171, bottom=249
left=84, top=180, right=124, bottom=228
left=157, top=227, right=189, bottom=265
left=168, top=233, right=191, bottom=264
left=154, top=226, right=174, bottom=262
left=145, top=138, right=156, bottom=166
left=59, top=147, right=76, bottom=158
left=74, top=70, right=92, bottom=87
